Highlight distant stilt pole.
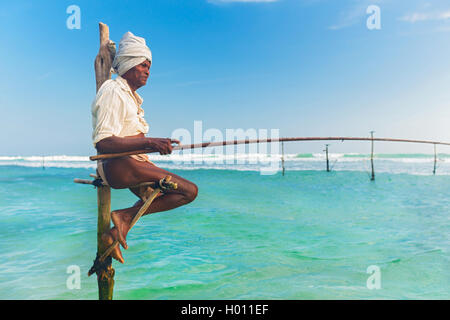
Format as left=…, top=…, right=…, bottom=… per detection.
left=370, top=131, right=375, bottom=181
left=281, top=141, right=285, bottom=176
left=325, top=144, right=330, bottom=172
left=433, top=144, right=437, bottom=175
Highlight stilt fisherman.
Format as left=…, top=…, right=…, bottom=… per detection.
left=92, top=31, right=198, bottom=263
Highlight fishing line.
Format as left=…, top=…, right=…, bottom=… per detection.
left=362, top=155, right=372, bottom=178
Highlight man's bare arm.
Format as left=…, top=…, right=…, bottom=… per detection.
left=96, top=136, right=179, bottom=155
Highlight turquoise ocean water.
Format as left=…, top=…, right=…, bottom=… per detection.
left=0, top=153, right=449, bottom=299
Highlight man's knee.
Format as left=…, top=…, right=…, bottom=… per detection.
left=184, top=182, right=198, bottom=203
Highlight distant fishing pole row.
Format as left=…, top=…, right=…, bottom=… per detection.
left=279, top=131, right=447, bottom=179
left=92, top=132, right=450, bottom=180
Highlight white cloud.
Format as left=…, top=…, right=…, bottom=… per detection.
left=328, top=6, right=365, bottom=30
left=400, top=10, right=450, bottom=23
left=440, top=11, right=450, bottom=19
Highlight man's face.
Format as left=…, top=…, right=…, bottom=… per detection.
left=122, top=59, right=151, bottom=90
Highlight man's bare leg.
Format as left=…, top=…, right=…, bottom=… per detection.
left=101, top=157, right=198, bottom=262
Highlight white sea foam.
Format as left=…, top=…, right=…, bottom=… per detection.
left=0, top=161, right=95, bottom=169
left=1, top=153, right=450, bottom=175
left=0, top=155, right=90, bottom=162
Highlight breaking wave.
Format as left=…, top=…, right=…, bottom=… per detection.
left=1, top=153, right=450, bottom=175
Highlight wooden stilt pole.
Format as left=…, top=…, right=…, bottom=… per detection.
left=96, top=186, right=114, bottom=300
left=93, top=22, right=116, bottom=300
left=281, top=141, right=285, bottom=176
left=325, top=144, right=330, bottom=172
left=433, top=144, right=437, bottom=175
left=370, top=131, right=375, bottom=181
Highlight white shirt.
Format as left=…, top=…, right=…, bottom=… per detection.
left=92, top=76, right=149, bottom=147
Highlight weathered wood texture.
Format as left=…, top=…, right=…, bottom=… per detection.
left=94, top=22, right=115, bottom=300
left=96, top=186, right=114, bottom=300
left=95, top=22, right=116, bottom=92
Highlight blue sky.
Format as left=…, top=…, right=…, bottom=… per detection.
left=1, top=0, right=450, bottom=155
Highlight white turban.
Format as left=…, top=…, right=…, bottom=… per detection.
left=112, top=31, right=152, bottom=76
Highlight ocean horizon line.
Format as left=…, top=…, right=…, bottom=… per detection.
left=1, top=152, right=450, bottom=176
left=1, top=152, right=450, bottom=161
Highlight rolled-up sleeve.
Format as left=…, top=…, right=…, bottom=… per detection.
left=92, top=86, right=126, bottom=147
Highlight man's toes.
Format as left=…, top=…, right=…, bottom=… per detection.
left=112, top=247, right=125, bottom=264
left=101, top=232, right=125, bottom=264
left=119, top=236, right=128, bottom=250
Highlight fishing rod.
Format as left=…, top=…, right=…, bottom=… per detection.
left=89, top=136, right=450, bottom=161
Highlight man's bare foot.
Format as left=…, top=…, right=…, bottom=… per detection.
left=101, top=229, right=125, bottom=264
left=111, top=211, right=130, bottom=250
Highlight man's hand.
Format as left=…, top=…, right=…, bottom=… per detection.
left=148, top=138, right=180, bottom=155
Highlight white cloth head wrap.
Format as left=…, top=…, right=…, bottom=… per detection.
left=112, top=31, right=152, bottom=76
